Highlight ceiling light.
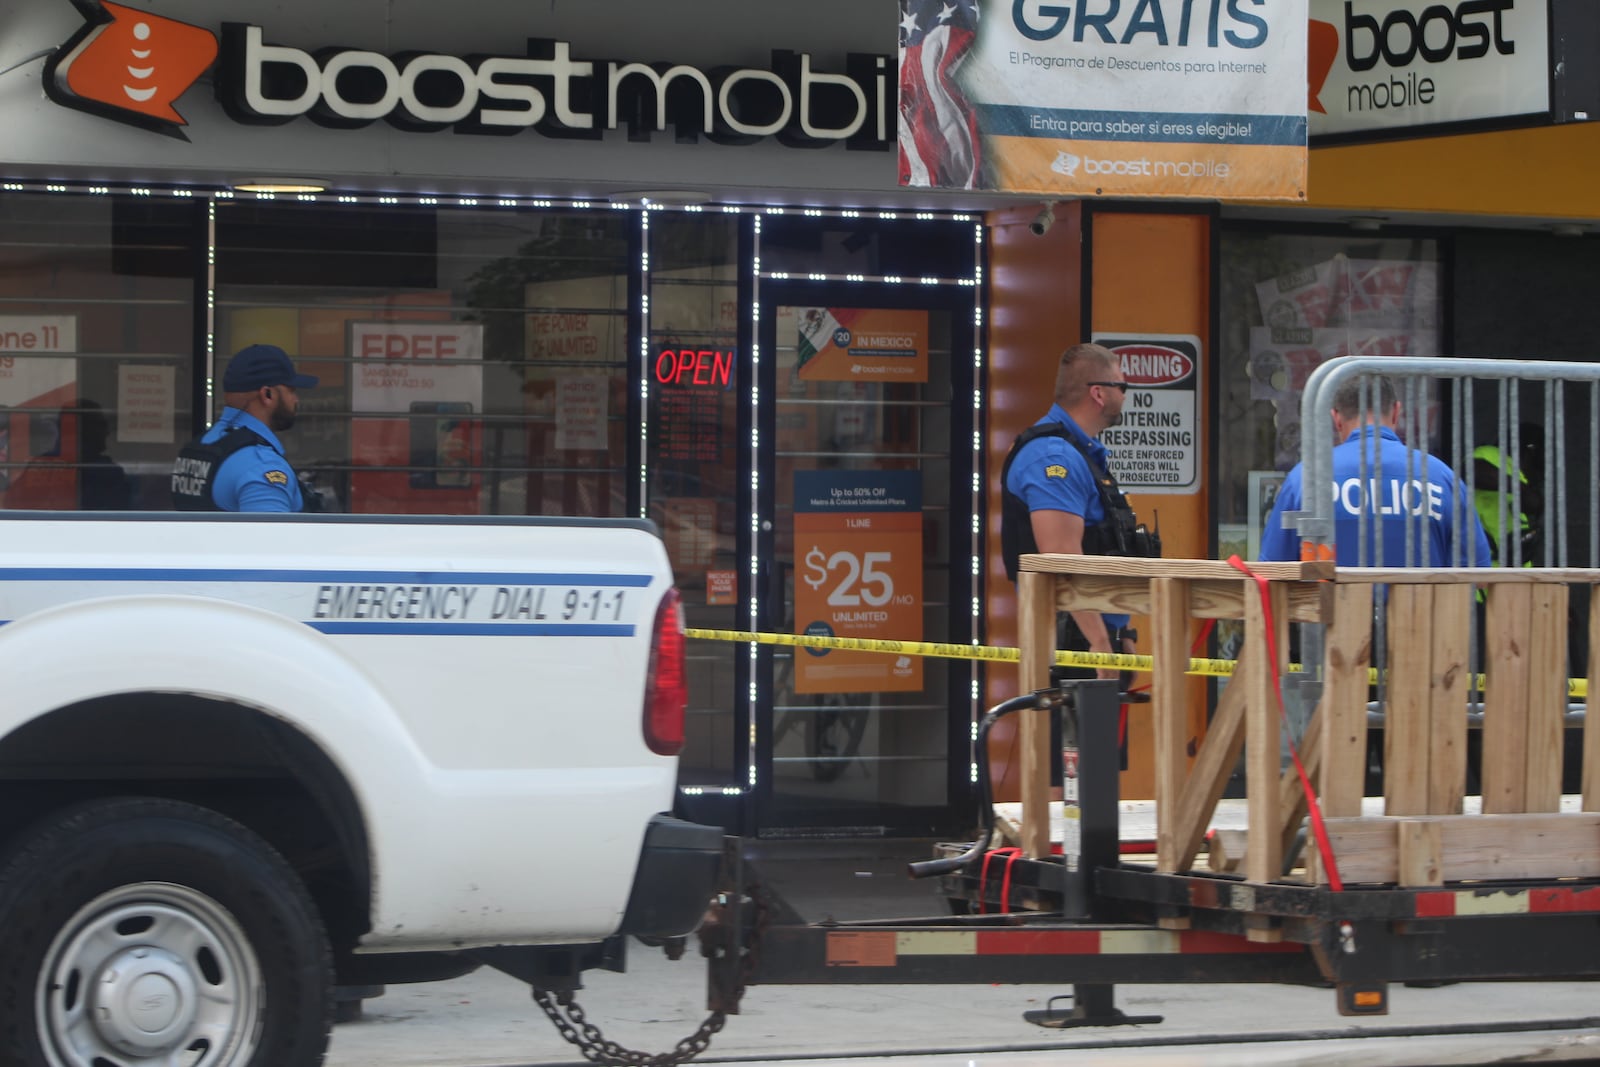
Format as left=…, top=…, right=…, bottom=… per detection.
left=607, top=189, right=712, bottom=206
left=1344, top=215, right=1386, bottom=231
left=1551, top=223, right=1587, bottom=238
left=232, top=178, right=328, bottom=194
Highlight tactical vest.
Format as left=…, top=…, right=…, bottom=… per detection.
left=1000, top=423, right=1159, bottom=581
left=170, top=427, right=270, bottom=512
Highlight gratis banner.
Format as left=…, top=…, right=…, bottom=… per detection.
left=898, top=0, right=1308, bottom=200
left=794, top=470, right=923, bottom=694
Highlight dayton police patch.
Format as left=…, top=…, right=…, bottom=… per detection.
left=264, top=470, right=289, bottom=486
left=1044, top=464, right=1068, bottom=479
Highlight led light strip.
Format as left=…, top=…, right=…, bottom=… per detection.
left=639, top=208, right=651, bottom=519
left=0, top=179, right=976, bottom=226
left=970, top=221, right=986, bottom=782
left=757, top=271, right=976, bottom=287
left=205, top=200, right=217, bottom=425
left=747, top=212, right=763, bottom=791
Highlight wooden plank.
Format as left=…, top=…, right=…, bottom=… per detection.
left=1324, top=813, right=1600, bottom=884
left=1055, top=574, right=1150, bottom=617
left=1586, top=585, right=1600, bottom=813
left=1338, top=567, right=1600, bottom=585
left=1151, top=577, right=1190, bottom=873
left=1384, top=585, right=1434, bottom=817
left=1017, top=569, right=1056, bottom=859
left=1058, top=577, right=1328, bottom=624
left=1170, top=647, right=1253, bottom=871
left=1426, top=584, right=1474, bottom=816
left=1396, top=820, right=1443, bottom=887
left=1524, top=584, right=1570, bottom=813
left=1245, top=580, right=1287, bottom=885
left=1020, top=554, right=1333, bottom=582
left=1188, top=579, right=1332, bottom=625
left=1482, top=584, right=1534, bottom=814
left=1207, top=828, right=1248, bottom=873
left=1321, top=583, right=1374, bottom=820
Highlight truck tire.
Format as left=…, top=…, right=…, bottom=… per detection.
left=0, top=796, right=333, bottom=1067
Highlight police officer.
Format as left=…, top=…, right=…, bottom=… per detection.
left=171, top=344, right=318, bottom=512
left=1472, top=424, right=1543, bottom=566
left=1001, top=342, right=1158, bottom=680
left=1259, top=376, right=1490, bottom=567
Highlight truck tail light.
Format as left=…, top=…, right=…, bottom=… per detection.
left=644, top=587, right=688, bottom=756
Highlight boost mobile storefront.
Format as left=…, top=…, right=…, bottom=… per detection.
left=4, top=0, right=1598, bottom=835
left=0, top=0, right=990, bottom=837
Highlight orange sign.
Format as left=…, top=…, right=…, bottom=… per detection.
left=706, top=569, right=736, bottom=606
left=793, top=471, right=922, bottom=694
left=47, top=3, right=218, bottom=133
left=795, top=308, right=929, bottom=383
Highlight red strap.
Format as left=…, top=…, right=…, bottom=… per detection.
left=1227, top=555, right=1344, bottom=893
left=999, top=849, right=1023, bottom=912
left=978, top=847, right=1021, bottom=914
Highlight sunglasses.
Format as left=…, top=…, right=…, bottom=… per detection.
left=1090, top=380, right=1130, bottom=394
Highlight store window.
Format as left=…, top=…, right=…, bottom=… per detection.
left=646, top=213, right=741, bottom=784
left=213, top=204, right=631, bottom=516
left=1216, top=230, right=1442, bottom=564
left=0, top=194, right=196, bottom=510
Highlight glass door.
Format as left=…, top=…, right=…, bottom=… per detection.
left=754, top=265, right=977, bottom=834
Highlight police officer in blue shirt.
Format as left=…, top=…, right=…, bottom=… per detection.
left=1259, top=376, right=1491, bottom=567
left=171, top=344, right=318, bottom=513
left=1001, top=343, right=1157, bottom=680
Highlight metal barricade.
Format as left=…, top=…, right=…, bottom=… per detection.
left=1286, top=355, right=1600, bottom=800
left=1295, top=355, right=1595, bottom=570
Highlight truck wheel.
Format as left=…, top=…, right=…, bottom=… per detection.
left=0, top=797, right=333, bottom=1067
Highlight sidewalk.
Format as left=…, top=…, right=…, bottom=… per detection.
left=326, top=951, right=1600, bottom=1067
left=327, top=838, right=1600, bottom=1066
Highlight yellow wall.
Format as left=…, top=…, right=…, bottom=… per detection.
left=1301, top=123, right=1600, bottom=222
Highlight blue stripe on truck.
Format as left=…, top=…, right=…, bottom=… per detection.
left=0, top=567, right=653, bottom=586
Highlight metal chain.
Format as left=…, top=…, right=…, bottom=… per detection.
left=532, top=989, right=726, bottom=1067
left=530, top=874, right=771, bottom=1066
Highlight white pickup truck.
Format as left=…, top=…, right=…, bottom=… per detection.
left=0, top=512, right=724, bottom=1067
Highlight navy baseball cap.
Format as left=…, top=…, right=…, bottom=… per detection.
left=223, top=344, right=319, bottom=391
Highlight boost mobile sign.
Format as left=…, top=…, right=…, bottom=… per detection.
left=44, top=2, right=892, bottom=149
left=1307, top=0, right=1550, bottom=141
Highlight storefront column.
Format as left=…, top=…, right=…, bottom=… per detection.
left=1087, top=207, right=1213, bottom=801
left=984, top=204, right=1212, bottom=802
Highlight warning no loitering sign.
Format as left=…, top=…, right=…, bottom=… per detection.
left=1092, top=333, right=1200, bottom=495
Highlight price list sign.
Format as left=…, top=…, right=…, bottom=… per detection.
left=656, top=390, right=722, bottom=461
left=793, top=470, right=923, bottom=694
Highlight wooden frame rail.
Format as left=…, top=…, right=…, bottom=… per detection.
left=1015, top=555, right=1600, bottom=893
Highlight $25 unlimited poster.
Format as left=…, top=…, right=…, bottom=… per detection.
left=793, top=470, right=923, bottom=694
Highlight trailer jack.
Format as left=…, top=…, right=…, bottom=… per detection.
left=1023, top=984, right=1163, bottom=1029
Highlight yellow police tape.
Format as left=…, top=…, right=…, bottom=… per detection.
left=684, top=628, right=1590, bottom=700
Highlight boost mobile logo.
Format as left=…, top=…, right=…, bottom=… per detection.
left=43, top=1, right=219, bottom=138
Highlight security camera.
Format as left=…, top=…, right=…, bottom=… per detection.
left=1029, top=202, right=1055, bottom=237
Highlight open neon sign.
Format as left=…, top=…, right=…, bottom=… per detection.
left=655, top=348, right=733, bottom=388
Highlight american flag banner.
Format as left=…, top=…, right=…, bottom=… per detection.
left=898, top=0, right=981, bottom=190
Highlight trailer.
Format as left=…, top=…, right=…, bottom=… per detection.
left=534, top=356, right=1600, bottom=1064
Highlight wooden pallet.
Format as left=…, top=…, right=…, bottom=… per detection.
left=1015, top=555, right=1600, bottom=894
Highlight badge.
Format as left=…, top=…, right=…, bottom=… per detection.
left=264, top=470, right=289, bottom=486
left=1044, top=464, right=1067, bottom=479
